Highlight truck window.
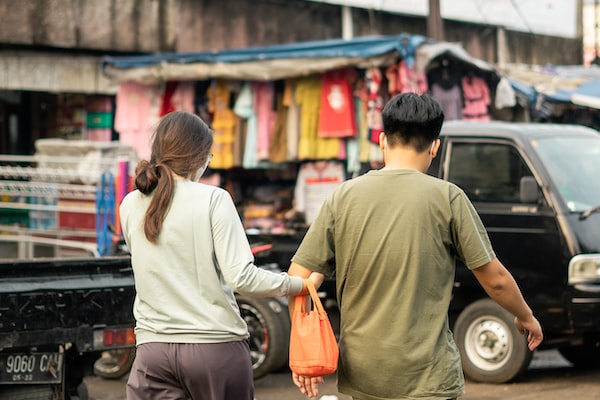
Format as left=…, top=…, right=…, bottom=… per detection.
left=446, top=142, right=533, bottom=203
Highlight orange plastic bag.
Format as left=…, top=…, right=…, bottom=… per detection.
left=289, top=279, right=339, bottom=377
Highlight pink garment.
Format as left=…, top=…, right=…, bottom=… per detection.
left=252, top=82, right=275, bottom=161
left=398, top=61, right=428, bottom=95
left=115, top=82, right=163, bottom=160
left=461, top=76, right=491, bottom=121
left=365, top=67, right=384, bottom=144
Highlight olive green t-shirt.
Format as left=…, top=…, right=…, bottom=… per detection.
left=292, top=169, right=495, bottom=400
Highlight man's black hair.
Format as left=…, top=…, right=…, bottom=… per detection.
left=382, top=93, right=445, bottom=152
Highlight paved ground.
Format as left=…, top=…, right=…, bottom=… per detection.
left=85, top=350, right=600, bottom=400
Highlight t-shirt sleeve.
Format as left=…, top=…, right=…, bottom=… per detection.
left=209, top=188, right=303, bottom=296
left=291, top=196, right=336, bottom=277
left=449, top=187, right=496, bottom=270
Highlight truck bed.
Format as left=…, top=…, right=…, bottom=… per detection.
left=0, top=256, right=135, bottom=351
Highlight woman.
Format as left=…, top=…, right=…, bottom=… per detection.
left=120, top=111, right=307, bottom=400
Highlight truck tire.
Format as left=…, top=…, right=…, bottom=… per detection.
left=558, top=345, right=600, bottom=369
left=93, top=348, right=136, bottom=379
left=236, top=295, right=291, bottom=380
left=0, top=384, right=54, bottom=400
left=454, top=298, right=532, bottom=383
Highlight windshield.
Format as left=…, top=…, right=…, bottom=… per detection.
left=531, top=135, right=600, bottom=212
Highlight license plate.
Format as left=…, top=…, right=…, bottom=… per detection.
left=0, top=352, right=63, bottom=384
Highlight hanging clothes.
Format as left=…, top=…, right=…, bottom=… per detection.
left=283, top=79, right=301, bottom=160
left=428, top=59, right=464, bottom=120
left=233, top=82, right=259, bottom=169
left=385, top=60, right=427, bottom=96
left=398, top=61, right=428, bottom=94
left=318, top=69, right=357, bottom=138
left=365, top=67, right=384, bottom=144
left=461, top=74, right=491, bottom=121
left=294, top=160, right=346, bottom=225
left=295, top=76, right=340, bottom=160
left=353, top=80, right=373, bottom=165
left=431, top=83, right=463, bottom=121
left=269, top=90, right=288, bottom=163
left=253, top=82, right=276, bottom=161
left=207, top=80, right=236, bottom=169
left=170, top=81, right=195, bottom=113
left=159, top=81, right=179, bottom=116
left=114, top=81, right=163, bottom=160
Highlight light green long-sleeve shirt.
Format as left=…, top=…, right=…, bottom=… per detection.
left=120, top=179, right=303, bottom=345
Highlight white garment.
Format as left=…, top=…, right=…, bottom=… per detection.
left=294, top=161, right=346, bottom=225
left=120, top=179, right=303, bottom=345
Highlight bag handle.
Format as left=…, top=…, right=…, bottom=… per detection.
left=303, top=279, right=326, bottom=315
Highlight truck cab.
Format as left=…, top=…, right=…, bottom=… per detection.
left=429, top=121, right=600, bottom=383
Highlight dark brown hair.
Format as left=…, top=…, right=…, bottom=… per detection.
left=134, top=111, right=213, bottom=243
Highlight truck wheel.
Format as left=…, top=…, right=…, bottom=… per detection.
left=559, top=345, right=600, bottom=369
left=236, top=295, right=290, bottom=379
left=454, top=298, right=532, bottom=383
left=0, top=384, right=53, bottom=400
left=93, top=348, right=136, bottom=379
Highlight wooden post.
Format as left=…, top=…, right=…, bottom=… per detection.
left=427, top=0, right=444, bottom=41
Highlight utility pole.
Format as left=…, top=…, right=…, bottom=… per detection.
left=427, top=0, right=445, bottom=41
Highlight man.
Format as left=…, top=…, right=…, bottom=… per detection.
left=288, top=93, right=543, bottom=400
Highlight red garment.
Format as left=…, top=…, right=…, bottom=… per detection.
left=318, top=70, right=357, bottom=138
left=159, top=81, right=178, bottom=116
left=461, top=76, right=491, bottom=121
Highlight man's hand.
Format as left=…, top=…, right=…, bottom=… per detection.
left=292, top=372, right=323, bottom=398
left=514, top=315, right=543, bottom=351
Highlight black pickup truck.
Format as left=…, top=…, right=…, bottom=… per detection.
left=255, top=121, right=600, bottom=385
left=0, top=256, right=134, bottom=399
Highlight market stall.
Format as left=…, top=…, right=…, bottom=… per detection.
left=100, top=33, right=501, bottom=235
left=498, top=63, right=600, bottom=129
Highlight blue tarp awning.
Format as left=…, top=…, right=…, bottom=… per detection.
left=101, top=34, right=426, bottom=82
left=100, top=34, right=496, bottom=83
left=102, top=34, right=425, bottom=69
left=501, top=64, right=600, bottom=110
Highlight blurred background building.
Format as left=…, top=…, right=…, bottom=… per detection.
left=0, top=0, right=586, bottom=154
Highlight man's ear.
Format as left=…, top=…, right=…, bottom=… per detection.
left=431, top=139, right=441, bottom=158
left=379, top=132, right=386, bottom=152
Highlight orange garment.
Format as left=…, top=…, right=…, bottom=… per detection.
left=269, top=93, right=288, bottom=163
left=207, top=80, right=236, bottom=169
left=283, top=79, right=300, bottom=160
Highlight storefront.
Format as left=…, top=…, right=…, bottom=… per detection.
left=0, top=50, right=118, bottom=154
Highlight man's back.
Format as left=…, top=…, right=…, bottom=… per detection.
left=292, top=168, right=494, bottom=399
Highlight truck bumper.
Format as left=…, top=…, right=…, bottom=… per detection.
left=570, top=284, right=600, bottom=330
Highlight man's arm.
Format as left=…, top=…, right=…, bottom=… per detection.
left=471, top=257, right=543, bottom=351
left=287, top=262, right=325, bottom=317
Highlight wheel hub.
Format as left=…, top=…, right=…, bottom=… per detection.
left=473, top=320, right=509, bottom=361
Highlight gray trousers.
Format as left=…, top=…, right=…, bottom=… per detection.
left=127, top=341, right=254, bottom=400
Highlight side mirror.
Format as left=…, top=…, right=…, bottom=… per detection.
left=520, top=176, right=538, bottom=203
